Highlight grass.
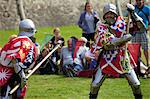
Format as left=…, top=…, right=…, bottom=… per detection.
left=0, top=25, right=82, bottom=47
left=0, top=25, right=148, bottom=64
left=0, top=26, right=150, bottom=99
left=25, top=75, right=150, bottom=99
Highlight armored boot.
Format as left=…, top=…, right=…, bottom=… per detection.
left=89, top=92, right=98, bottom=99
left=134, top=94, right=142, bottom=99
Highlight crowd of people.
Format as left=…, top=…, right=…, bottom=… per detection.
left=0, top=0, right=150, bottom=99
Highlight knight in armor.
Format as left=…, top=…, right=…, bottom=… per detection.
left=0, top=19, right=38, bottom=99
left=86, top=3, right=143, bottom=99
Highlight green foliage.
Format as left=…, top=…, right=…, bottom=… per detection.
left=25, top=75, right=150, bottom=99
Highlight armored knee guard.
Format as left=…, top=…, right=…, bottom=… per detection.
left=89, top=68, right=106, bottom=99
left=89, top=92, right=98, bottom=99
left=126, top=69, right=142, bottom=99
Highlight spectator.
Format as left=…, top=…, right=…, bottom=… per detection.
left=37, top=48, right=58, bottom=74
left=49, top=27, right=64, bottom=64
left=78, top=1, right=100, bottom=48
left=78, top=37, right=89, bottom=50
left=74, top=37, right=89, bottom=70
left=37, top=27, right=64, bottom=75
left=60, top=37, right=87, bottom=77
left=78, top=37, right=90, bottom=69
left=129, top=0, right=150, bottom=70
left=0, top=19, right=38, bottom=99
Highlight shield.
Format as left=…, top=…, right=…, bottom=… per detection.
left=0, top=65, right=14, bottom=86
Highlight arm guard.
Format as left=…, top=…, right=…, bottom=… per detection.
left=12, top=59, right=27, bottom=88
left=23, top=46, right=35, bottom=68
left=104, top=34, right=132, bottom=50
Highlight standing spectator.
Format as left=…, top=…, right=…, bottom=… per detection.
left=0, top=19, right=38, bottom=99
left=78, top=1, right=100, bottom=48
left=130, top=0, right=150, bottom=68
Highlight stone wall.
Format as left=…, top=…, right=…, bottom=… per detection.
left=0, top=0, right=130, bottom=29
left=0, top=0, right=20, bottom=29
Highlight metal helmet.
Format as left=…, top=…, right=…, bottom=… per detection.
left=18, top=19, right=36, bottom=37
left=103, top=3, right=118, bottom=19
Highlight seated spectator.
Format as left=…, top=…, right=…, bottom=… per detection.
left=38, top=27, right=64, bottom=74
left=60, top=37, right=88, bottom=77
left=36, top=48, right=58, bottom=74
left=49, top=27, right=65, bottom=64
left=78, top=37, right=89, bottom=50
left=78, top=37, right=89, bottom=69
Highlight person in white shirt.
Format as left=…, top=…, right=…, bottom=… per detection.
left=60, top=37, right=88, bottom=77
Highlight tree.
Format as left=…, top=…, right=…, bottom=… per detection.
left=16, top=0, right=26, bottom=20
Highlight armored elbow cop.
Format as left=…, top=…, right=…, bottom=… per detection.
left=104, top=34, right=132, bottom=50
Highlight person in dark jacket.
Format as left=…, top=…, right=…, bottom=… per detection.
left=78, top=1, right=100, bottom=48
left=49, top=27, right=64, bottom=63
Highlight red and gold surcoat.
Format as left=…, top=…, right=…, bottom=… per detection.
left=0, top=36, right=37, bottom=86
